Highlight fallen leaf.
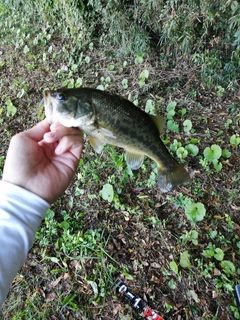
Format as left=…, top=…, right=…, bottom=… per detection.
left=213, top=268, right=221, bottom=276
left=188, top=290, right=200, bottom=303
left=46, top=292, right=56, bottom=302
left=150, top=262, right=161, bottom=268
left=50, top=275, right=63, bottom=288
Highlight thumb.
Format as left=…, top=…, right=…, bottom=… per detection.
left=25, top=119, right=50, bottom=142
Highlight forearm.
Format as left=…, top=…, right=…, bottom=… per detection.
left=0, top=181, right=50, bottom=307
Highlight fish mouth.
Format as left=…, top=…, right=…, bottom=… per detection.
left=44, top=90, right=54, bottom=124
left=43, top=90, right=81, bottom=126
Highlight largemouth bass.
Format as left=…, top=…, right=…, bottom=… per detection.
left=44, top=88, right=190, bottom=192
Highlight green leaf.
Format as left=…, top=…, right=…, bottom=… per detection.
left=85, top=56, right=90, bottom=63
left=58, top=221, right=70, bottom=229
left=135, top=53, right=144, bottom=64
left=145, top=99, right=155, bottom=115
left=188, top=230, right=198, bottom=245
left=37, top=100, right=45, bottom=120
left=203, top=144, right=222, bottom=162
left=87, top=280, right=98, bottom=297
left=209, top=230, right=217, bottom=239
left=75, top=77, right=83, bottom=88
left=230, top=134, right=240, bottom=146
left=170, top=139, right=182, bottom=152
left=203, top=248, right=215, bottom=259
left=62, top=294, right=76, bottom=307
left=189, top=138, right=200, bottom=144
left=108, top=64, right=115, bottom=71
left=6, top=99, right=17, bottom=117
left=122, top=78, right=128, bottom=89
left=222, top=149, right=231, bottom=158
left=139, top=78, right=145, bottom=88
left=101, top=183, right=114, bottom=202
left=176, top=147, right=188, bottom=159
left=122, top=271, right=134, bottom=280
left=178, top=108, right=186, bottom=116
left=213, top=159, right=222, bottom=171
left=185, top=144, right=199, bottom=156
left=23, top=45, right=30, bottom=54
left=185, top=202, right=206, bottom=224
left=183, top=119, right=192, bottom=132
left=166, top=101, right=176, bottom=119
left=214, top=248, right=224, bottom=261
left=168, top=278, right=176, bottom=289
left=180, top=250, right=192, bottom=268
left=139, top=69, right=149, bottom=79
left=167, top=101, right=177, bottom=112
left=45, top=209, right=55, bottom=220
left=167, top=109, right=175, bottom=119
left=170, top=261, right=178, bottom=275
left=221, top=260, right=235, bottom=275
left=50, top=257, right=59, bottom=264
left=96, top=84, right=105, bottom=91
left=167, top=120, right=179, bottom=133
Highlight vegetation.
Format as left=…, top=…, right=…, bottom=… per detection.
left=0, top=0, right=239, bottom=319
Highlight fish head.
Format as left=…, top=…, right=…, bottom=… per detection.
left=44, top=88, right=94, bottom=127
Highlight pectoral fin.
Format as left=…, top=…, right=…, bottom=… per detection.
left=89, top=136, right=104, bottom=154
left=98, top=127, right=116, bottom=139
left=125, top=151, right=144, bottom=170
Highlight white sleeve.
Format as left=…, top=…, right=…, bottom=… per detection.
left=0, top=181, right=50, bottom=307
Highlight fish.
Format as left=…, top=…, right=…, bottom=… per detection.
left=43, top=87, right=190, bottom=192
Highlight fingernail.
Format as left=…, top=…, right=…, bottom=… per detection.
left=44, top=131, right=56, bottom=139
left=55, top=144, right=62, bottom=154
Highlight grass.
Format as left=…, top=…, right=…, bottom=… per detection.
left=0, top=2, right=240, bottom=319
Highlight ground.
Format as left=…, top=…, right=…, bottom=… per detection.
left=0, top=33, right=240, bottom=320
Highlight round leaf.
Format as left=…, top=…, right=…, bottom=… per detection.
left=185, top=202, right=206, bottom=223
left=183, top=119, right=192, bottom=132
left=230, top=134, right=240, bottom=146
left=101, top=183, right=114, bottom=202
left=203, top=144, right=222, bottom=162
left=185, top=144, right=199, bottom=156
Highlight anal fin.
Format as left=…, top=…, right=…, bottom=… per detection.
left=125, top=151, right=144, bottom=170
left=89, top=136, right=104, bottom=154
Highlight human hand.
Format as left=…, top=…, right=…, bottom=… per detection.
left=2, top=119, right=83, bottom=203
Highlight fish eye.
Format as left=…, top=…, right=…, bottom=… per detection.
left=57, top=93, right=66, bottom=101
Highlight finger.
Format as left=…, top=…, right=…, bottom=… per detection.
left=55, top=134, right=84, bottom=158
left=43, top=123, right=82, bottom=143
left=24, top=119, right=50, bottom=141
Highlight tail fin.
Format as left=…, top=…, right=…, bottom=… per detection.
left=158, top=162, right=190, bottom=193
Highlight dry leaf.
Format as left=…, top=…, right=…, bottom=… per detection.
left=46, top=292, right=56, bottom=302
